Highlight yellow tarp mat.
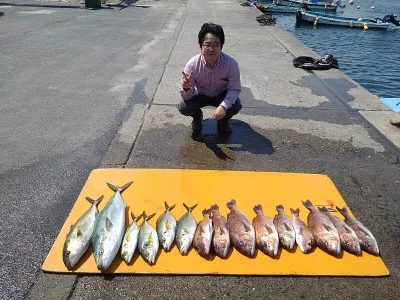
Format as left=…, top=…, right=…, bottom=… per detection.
left=42, top=169, right=389, bottom=276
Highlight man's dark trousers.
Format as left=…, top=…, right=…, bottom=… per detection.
left=178, top=90, right=242, bottom=121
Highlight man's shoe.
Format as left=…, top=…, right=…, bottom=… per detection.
left=217, top=119, right=232, bottom=133
left=191, top=113, right=203, bottom=131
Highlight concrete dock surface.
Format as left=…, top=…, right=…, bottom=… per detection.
left=0, top=0, right=399, bottom=299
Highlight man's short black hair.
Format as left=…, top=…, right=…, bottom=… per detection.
left=198, top=23, right=225, bottom=49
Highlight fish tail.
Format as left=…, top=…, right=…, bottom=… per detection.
left=276, top=204, right=284, bottom=212
left=131, top=212, right=143, bottom=222
left=226, top=199, right=237, bottom=210
left=302, top=200, right=314, bottom=210
left=253, top=204, right=263, bottom=214
left=336, top=206, right=350, bottom=219
left=165, top=201, right=176, bottom=211
left=183, top=203, right=198, bottom=212
left=143, top=211, right=156, bottom=221
left=290, top=208, right=299, bottom=216
left=318, top=206, right=329, bottom=213
left=85, top=195, right=104, bottom=207
left=106, top=181, right=133, bottom=193
left=210, top=204, right=219, bottom=212
left=202, top=208, right=211, bottom=217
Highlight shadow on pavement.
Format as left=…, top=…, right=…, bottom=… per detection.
left=0, top=1, right=150, bottom=10
left=189, top=119, right=275, bottom=162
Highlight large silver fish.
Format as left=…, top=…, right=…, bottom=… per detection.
left=92, top=181, right=132, bottom=271
left=138, top=211, right=159, bottom=264
left=227, top=199, right=256, bottom=257
left=302, top=200, right=341, bottom=256
left=156, top=201, right=177, bottom=251
left=319, top=207, right=361, bottom=256
left=175, top=203, right=198, bottom=255
left=193, top=208, right=213, bottom=256
left=121, top=212, right=142, bottom=264
left=290, top=208, right=315, bottom=254
left=63, top=195, right=103, bottom=268
left=253, top=204, right=279, bottom=257
left=336, top=206, right=379, bottom=256
left=273, top=205, right=296, bottom=251
left=210, top=205, right=230, bottom=259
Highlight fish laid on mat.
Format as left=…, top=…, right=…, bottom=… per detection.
left=273, top=205, right=296, bottom=251
left=302, top=200, right=341, bottom=256
left=193, top=208, right=213, bottom=256
left=121, top=212, right=142, bottom=264
left=176, top=203, right=198, bottom=255
left=210, top=205, right=230, bottom=258
left=63, top=195, right=103, bottom=268
left=156, top=202, right=177, bottom=252
left=227, top=199, right=256, bottom=257
left=92, top=182, right=132, bottom=271
left=138, top=211, right=159, bottom=264
left=290, top=208, right=315, bottom=254
left=253, top=205, right=279, bottom=257
left=336, top=206, right=379, bottom=256
left=319, top=207, right=361, bottom=256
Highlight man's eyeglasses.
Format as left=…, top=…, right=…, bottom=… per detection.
left=202, top=43, right=221, bottom=49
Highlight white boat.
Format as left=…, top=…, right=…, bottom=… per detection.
left=296, top=10, right=391, bottom=29
left=274, top=0, right=338, bottom=12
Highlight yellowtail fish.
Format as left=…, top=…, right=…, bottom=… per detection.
left=176, top=203, right=198, bottom=255
left=121, top=212, right=142, bottom=264
left=63, top=195, right=103, bottom=268
left=138, top=211, right=159, bottom=264
left=156, top=202, right=177, bottom=251
left=92, top=182, right=131, bottom=271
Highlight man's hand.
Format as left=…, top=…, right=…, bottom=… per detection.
left=212, top=105, right=226, bottom=120
left=182, top=71, right=192, bottom=90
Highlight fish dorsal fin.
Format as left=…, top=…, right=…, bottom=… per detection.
left=299, top=226, right=303, bottom=235
left=219, top=226, right=225, bottom=235
left=165, top=220, right=171, bottom=230
left=356, top=224, right=371, bottom=237
left=342, top=223, right=353, bottom=234
left=322, top=222, right=333, bottom=232
left=264, top=224, right=273, bottom=234
left=284, top=221, right=292, bottom=232
left=243, top=221, right=252, bottom=232
left=106, top=217, right=113, bottom=231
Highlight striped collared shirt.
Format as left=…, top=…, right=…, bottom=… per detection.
left=180, top=52, right=241, bottom=109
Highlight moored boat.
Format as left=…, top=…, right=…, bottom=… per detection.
left=296, top=10, right=392, bottom=29
left=274, top=0, right=338, bottom=12
left=255, top=3, right=301, bottom=14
